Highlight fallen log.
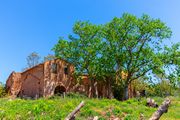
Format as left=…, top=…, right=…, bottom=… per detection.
left=65, top=101, right=85, bottom=120
left=149, top=98, right=171, bottom=120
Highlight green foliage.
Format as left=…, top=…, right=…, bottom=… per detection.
left=112, top=107, right=122, bottom=116
left=53, top=13, right=179, bottom=100
left=102, top=13, right=173, bottom=100
left=124, top=114, right=134, bottom=120
left=132, top=78, right=176, bottom=97
left=0, top=83, right=6, bottom=98
left=53, top=21, right=103, bottom=78
left=159, top=43, right=180, bottom=88
left=155, top=80, right=172, bottom=96
left=146, top=80, right=174, bottom=97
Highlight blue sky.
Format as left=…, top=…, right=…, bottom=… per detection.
left=0, top=0, right=179, bottom=83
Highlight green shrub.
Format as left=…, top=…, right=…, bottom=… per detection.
left=124, top=114, right=134, bottom=120
left=98, top=117, right=106, bottom=120
left=106, top=111, right=111, bottom=117
left=0, top=82, right=6, bottom=98
left=112, top=107, right=122, bottom=116
left=122, top=108, right=133, bottom=114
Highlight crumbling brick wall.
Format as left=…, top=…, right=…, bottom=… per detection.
left=19, top=64, right=44, bottom=98
left=6, top=59, right=136, bottom=99
left=43, top=59, right=75, bottom=97
left=6, top=59, right=75, bottom=98
left=6, top=72, right=22, bottom=97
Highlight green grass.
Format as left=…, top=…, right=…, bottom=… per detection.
left=0, top=96, right=179, bottom=120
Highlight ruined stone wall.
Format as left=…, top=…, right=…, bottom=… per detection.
left=74, top=75, right=136, bottom=99
left=73, top=76, right=114, bottom=98
left=20, top=64, right=44, bottom=98
left=6, top=73, right=13, bottom=93
left=6, top=72, right=22, bottom=97
left=128, top=83, right=136, bottom=98
left=43, top=59, right=75, bottom=97
left=5, top=59, right=136, bottom=99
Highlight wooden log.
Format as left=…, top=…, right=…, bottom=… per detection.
left=65, top=101, right=85, bottom=120
left=149, top=98, right=171, bottom=120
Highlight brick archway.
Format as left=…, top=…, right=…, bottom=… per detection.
left=54, top=85, right=66, bottom=95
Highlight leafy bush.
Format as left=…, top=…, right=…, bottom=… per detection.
left=0, top=82, right=6, bottom=97
left=145, top=80, right=174, bottom=97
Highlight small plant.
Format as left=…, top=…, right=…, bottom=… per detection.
left=0, top=82, right=6, bottom=98
left=106, top=111, right=111, bottom=117
left=98, top=117, right=106, bottom=120
left=112, top=107, right=122, bottom=116
left=124, top=114, right=134, bottom=120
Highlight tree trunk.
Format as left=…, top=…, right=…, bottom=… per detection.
left=88, top=82, right=92, bottom=98
left=94, top=81, right=98, bottom=98
left=123, top=85, right=129, bottom=100
left=91, top=79, right=96, bottom=98
left=107, top=79, right=113, bottom=99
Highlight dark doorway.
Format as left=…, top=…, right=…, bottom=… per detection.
left=17, top=91, right=21, bottom=98
left=54, top=85, right=66, bottom=96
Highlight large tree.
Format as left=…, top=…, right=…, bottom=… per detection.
left=102, top=14, right=172, bottom=100
left=53, top=21, right=105, bottom=97
left=26, top=52, right=41, bottom=68
left=53, top=13, right=177, bottom=100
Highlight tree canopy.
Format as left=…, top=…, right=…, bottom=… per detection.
left=53, top=13, right=179, bottom=100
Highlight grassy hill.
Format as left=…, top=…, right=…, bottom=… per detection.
left=0, top=95, right=179, bottom=120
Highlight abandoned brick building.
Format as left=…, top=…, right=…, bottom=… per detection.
left=6, top=59, right=135, bottom=99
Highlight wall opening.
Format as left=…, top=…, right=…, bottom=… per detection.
left=54, top=85, right=66, bottom=96
left=51, top=63, right=57, bottom=74
left=64, top=66, right=68, bottom=75
left=17, top=91, right=21, bottom=98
